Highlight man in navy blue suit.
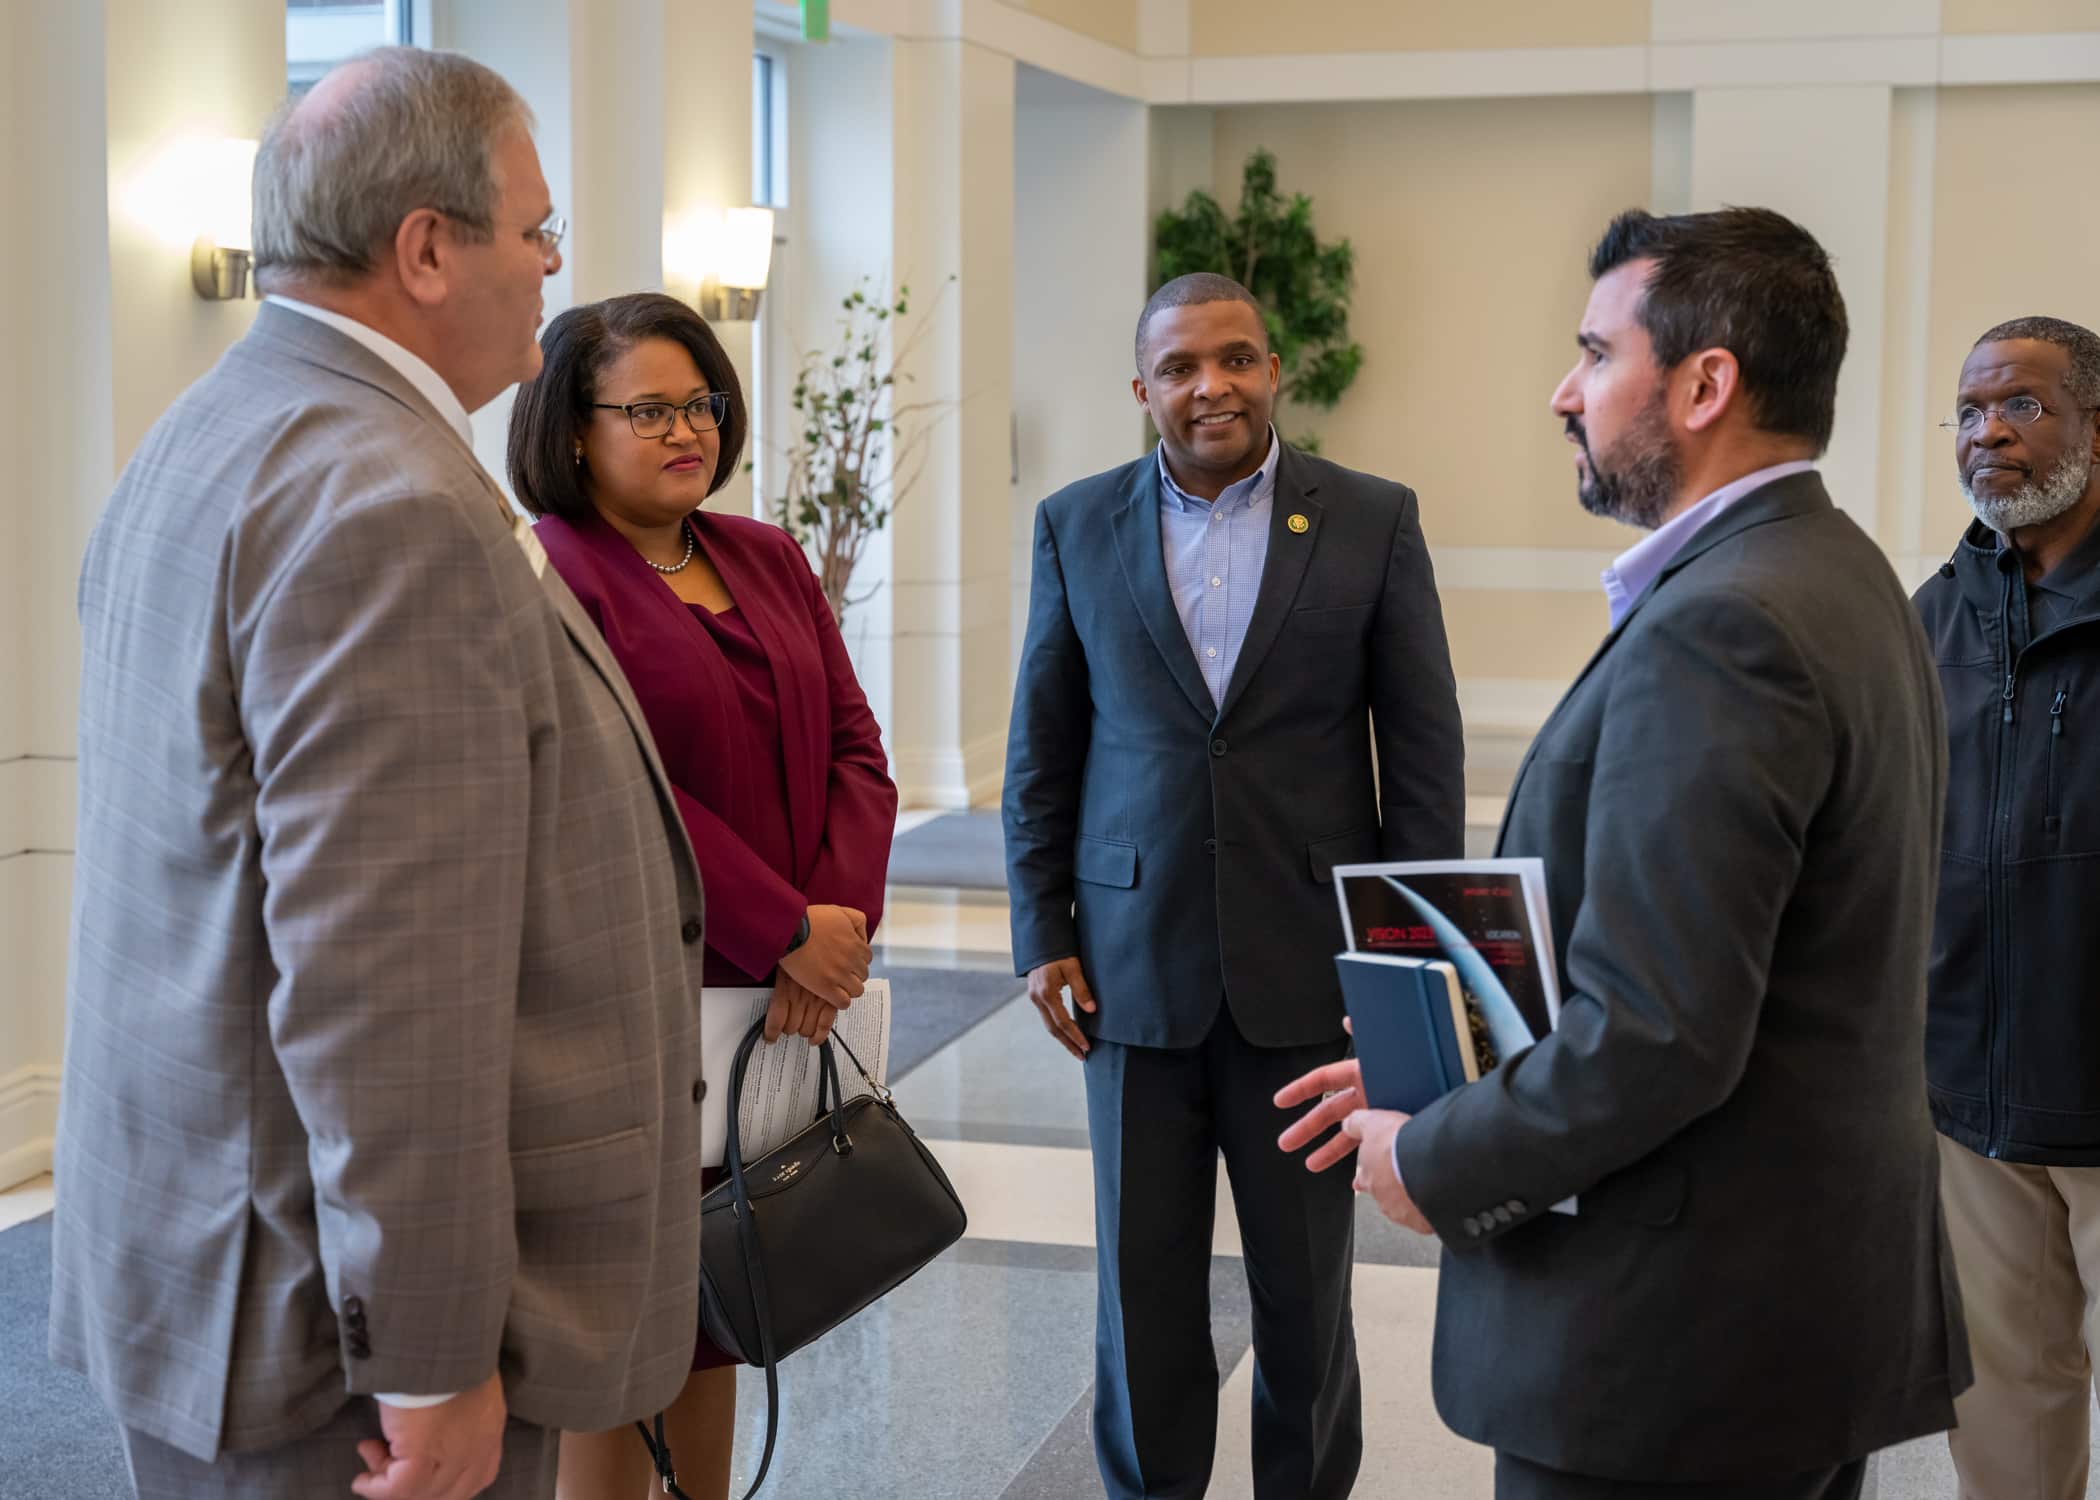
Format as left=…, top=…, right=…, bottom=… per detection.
left=1002, top=273, right=1465, bottom=1499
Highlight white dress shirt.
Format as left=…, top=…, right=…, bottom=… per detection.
left=265, top=294, right=476, bottom=447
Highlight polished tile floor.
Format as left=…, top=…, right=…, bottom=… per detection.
left=5, top=849, right=2093, bottom=1497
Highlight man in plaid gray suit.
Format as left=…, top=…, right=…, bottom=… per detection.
left=50, top=49, right=707, bottom=1500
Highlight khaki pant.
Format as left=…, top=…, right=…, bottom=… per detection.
left=1939, top=1134, right=2100, bottom=1500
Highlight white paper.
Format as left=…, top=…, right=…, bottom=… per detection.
left=698, top=980, right=893, bottom=1167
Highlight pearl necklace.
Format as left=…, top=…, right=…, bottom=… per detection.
left=648, top=526, right=697, bottom=574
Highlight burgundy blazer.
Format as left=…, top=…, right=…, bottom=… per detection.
left=536, top=508, right=896, bottom=979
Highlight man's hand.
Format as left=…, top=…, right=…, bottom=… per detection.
left=778, top=905, right=871, bottom=1005
left=1273, top=1055, right=1367, bottom=1172
left=1342, top=1109, right=1433, bottom=1234
left=352, top=1372, right=506, bottom=1500
left=765, top=972, right=840, bottom=1045
left=1025, top=957, right=1096, bottom=1060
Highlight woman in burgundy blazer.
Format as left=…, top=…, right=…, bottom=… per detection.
left=508, top=292, right=896, bottom=1500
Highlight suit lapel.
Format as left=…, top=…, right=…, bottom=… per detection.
left=694, top=513, right=824, bottom=877
left=536, top=541, right=688, bottom=822
left=1214, top=447, right=1322, bottom=724
left=1110, top=460, right=1218, bottom=722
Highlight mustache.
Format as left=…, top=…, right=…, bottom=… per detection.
left=1965, top=457, right=2032, bottom=479
left=1565, top=416, right=1590, bottom=454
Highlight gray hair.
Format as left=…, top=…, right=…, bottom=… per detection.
left=252, top=46, right=534, bottom=291
left=1974, top=315, right=2100, bottom=410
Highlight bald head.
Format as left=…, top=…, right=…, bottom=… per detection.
left=252, top=46, right=533, bottom=292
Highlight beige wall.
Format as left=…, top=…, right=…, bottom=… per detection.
left=1187, top=0, right=1649, bottom=56
left=1021, top=0, right=1138, bottom=52
left=1918, top=84, right=2100, bottom=551
left=1443, top=591, right=1608, bottom=684
left=1209, top=94, right=1653, bottom=552
left=1943, top=0, right=2100, bottom=34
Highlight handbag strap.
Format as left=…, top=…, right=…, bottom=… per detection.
left=634, top=1412, right=693, bottom=1499
left=637, top=1021, right=884, bottom=1498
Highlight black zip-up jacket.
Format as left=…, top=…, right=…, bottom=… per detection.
left=1914, top=517, right=2100, bottom=1165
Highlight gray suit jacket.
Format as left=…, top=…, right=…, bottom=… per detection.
left=1393, top=473, right=1970, bottom=1480
left=51, top=304, right=709, bottom=1461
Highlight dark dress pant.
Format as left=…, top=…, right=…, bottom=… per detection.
left=1084, top=1006, right=1361, bottom=1500
left=1494, top=1451, right=1868, bottom=1500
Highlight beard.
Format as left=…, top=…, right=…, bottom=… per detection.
left=1572, top=391, right=1681, bottom=531
left=1961, top=446, right=2095, bottom=534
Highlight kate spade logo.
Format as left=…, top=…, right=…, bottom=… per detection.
left=772, top=1160, right=803, bottom=1185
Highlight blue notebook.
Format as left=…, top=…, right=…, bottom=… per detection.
left=1335, top=952, right=1480, bottom=1115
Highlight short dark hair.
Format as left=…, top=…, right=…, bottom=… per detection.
left=1134, top=272, right=1267, bottom=372
left=507, top=292, right=749, bottom=520
left=1588, top=207, right=1848, bottom=452
left=1972, top=315, right=2100, bottom=409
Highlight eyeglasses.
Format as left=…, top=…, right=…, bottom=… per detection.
left=593, top=392, right=730, bottom=439
left=528, top=211, right=568, bottom=262
left=1941, top=396, right=2069, bottom=434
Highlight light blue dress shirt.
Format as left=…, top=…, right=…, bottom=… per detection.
left=1158, top=429, right=1281, bottom=709
left=1600, top=459, right=1818, bottom=629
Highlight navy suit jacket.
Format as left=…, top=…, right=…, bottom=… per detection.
left=1003, top=444, right=1465, bottom=1049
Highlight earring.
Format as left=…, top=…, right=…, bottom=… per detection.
left=572, top=446, right=583, bottom=467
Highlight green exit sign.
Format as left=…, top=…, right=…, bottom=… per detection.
left=802, top=0, right=829, bottom=42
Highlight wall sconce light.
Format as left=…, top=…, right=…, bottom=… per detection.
left=123, top=135, right=261, bottom=301
left=188, top=138, right=259, bottom=300
left=665, top=205, right=775, bottom=322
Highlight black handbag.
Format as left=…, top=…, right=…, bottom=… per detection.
left=636, top=1019, right=968, bottom=1499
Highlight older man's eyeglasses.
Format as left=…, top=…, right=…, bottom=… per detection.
left=1941, top=396, right=2050, bottom=434
left=528, top=211, right=568, bottom=260
left=594, top=393, right=730, bottom=439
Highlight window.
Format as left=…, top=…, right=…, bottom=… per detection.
left=752, top=52, right=787, bottom=209
left=287, top=1, right=423, bottom=90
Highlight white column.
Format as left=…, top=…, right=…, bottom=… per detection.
left=1689, top=85, right=1894, bottom=534
left=885, top=38, right=1016, bottom=809
left=782, top=31, right=899, bottom=734
left=1013, top=68, right=1150, bottom=670
left=0, top=0, right=285, bottom=1188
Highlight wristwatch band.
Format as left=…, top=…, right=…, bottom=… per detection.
left=784, top=914, right=812, bottom=954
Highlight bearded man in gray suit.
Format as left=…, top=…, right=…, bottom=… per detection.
left=51, top=49, right=708, bottom=1500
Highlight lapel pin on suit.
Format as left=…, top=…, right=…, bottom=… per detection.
left=1288, top=513, right=1310, bottom=534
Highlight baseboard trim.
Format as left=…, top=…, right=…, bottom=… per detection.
left=0, top=1063, right=60, bottom=1191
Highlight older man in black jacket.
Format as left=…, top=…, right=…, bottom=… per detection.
left=1913, top=314, right=2100, bottom=1500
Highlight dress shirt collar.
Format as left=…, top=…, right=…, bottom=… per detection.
left=264, top=294, right=475, bottom=448
left=1600, top=459, right=1818, bottom=629
left=1157, top=427, right=1280, bottom=515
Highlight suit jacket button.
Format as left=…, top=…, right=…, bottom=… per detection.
left=343, top=1295, right=365, bottom=1321
left=348, top=1334, right=371, bottom=1359
left=1492, top=1205, right=1513, bottom=1225
left=692, top=1079, right=707, bottom=1103
left=1203, top=838, right=1217, bottom=855
left=1505, top=1199, right=1526, bottom=1216
left=681, top=917, right=703, bottom=945
left=1463, top=1216, right=1481, bottom=1237
left=1210, top=738, right=1227, bottom=757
